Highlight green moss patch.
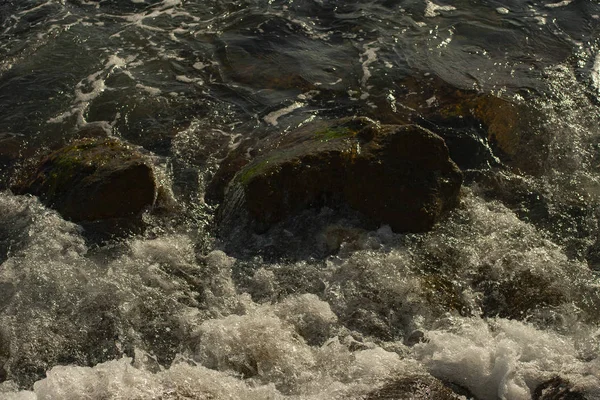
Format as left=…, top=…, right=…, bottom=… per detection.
left=314, top=126, right=355, bottom=141
left=236, top=156, right=279, bottom=185
left=36, top=139, right=141, bottom=198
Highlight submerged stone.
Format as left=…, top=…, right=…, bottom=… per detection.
left=15, top=137, right=157, bottom=222
left=217, top=117, right=462, bottom=236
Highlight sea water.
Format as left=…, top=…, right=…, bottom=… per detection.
left=1, top=1, right=600, bottom=399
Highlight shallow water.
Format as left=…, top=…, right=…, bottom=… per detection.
left=1, top=0, right=600, bottom=399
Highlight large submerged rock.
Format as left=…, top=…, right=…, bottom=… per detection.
left=216, top=117, right=462, bottom=236
left=16, top=137, right=157, bottom=222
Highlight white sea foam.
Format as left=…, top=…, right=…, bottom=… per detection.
left=3, top=347, right=418, bottom=400
left=360, top=42, right=379, bottom=94
left=1, top=183, right=599, bottom=398
left=264, top=102, right=304, bottom=126
left=13, top=293, right=416, bottom=399
left=193, top=61, right=208, bottom=70
left=31, top=358, right=284, bottom=400
left=416, top=317, right=600, bottom=400
left=424, top=1, right=456, bottom=18
left=592, top=53, right=600, bottom=94
left=16, top=1, right=53, bottom=16
left=136, top=84, right=162, bottom=96
left=175, top=74, right=203, bottom=85
left=545, top=0, right=574, bottom=8
left=47, top=54, right=135, bottom=126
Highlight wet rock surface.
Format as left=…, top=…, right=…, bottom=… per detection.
left=216, top=117, right=462, bottom=239
left=14, top=137, right=157, bottom=223
left=372, top=74, right=548, bottom=174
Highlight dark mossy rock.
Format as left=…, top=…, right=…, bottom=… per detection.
left=217, top=117, right=462, bottom=237
left=15, top=137, right=157, bottom=222
left=365, top=375, right=464, bottom=399
left=0, top=124, right=114, bottom=192
left=533, top=377, right=588, bottom=400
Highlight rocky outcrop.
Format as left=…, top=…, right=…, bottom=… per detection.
left=216, top=117, right=462, bottom=236
left=15, top=137, right=157, bottom=222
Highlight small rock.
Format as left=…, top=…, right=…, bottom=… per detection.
left=15, top=137, right=157, bottom=222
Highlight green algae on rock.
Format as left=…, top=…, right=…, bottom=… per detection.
left=16, top=137, right=157, bottom=222
left=217, top=117, right=462, bottom=236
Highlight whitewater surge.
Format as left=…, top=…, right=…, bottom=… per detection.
left=1, top=187, right=599, bottom=398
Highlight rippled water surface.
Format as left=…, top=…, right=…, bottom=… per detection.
left=1, top=0, right=600, bottom=399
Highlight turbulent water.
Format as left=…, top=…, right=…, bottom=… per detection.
left=1, top=0, right=600, bottom=399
